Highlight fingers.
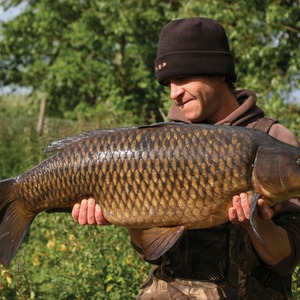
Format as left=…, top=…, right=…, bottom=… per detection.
left=238, top=193, right=250, bottom=220
left=76, top=198, right=89, bottom=225
left=256, top=199, right=274, bottom=220
left=71, top=203, right=81, bottom=223
left=71, top=198, right=110, bottom=226
left=229, top=193, right=252, bottom=227
left=87, top=198, right=97, bottom=224
left=228, top=206, right=238, bottom=223
left=229, top=193, right=278, bottom=226
left=273, top=203, right=283, bottom=212
left=231, top=193, right=250, bottom=223
left=94, top=203, right=110, bottom=225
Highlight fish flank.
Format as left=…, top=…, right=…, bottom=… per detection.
left=1, top=124, right=300, bottom=265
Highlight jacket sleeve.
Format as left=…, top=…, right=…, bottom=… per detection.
left=269, top=123, right=300, bottom=147
left=268, top=199, right=300, bottom=275
left=267, top=124, right=300, bottom=274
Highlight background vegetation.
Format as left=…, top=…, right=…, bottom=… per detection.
left=0, top=0, right=299, bottom=299
left=0, top=95, right=152, bottom=299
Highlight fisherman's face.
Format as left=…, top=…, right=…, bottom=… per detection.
left=168, top=76, right=224, bottom=123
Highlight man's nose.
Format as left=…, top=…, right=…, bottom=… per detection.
left=169, top=82, right=184, bottom=101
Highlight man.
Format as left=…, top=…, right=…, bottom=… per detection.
left=72, top=18, right=300, bottom=299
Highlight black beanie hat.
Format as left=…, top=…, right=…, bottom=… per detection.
left=154, top=17, right=236, bottom=85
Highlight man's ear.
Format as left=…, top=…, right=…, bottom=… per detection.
left=218, top=76, right=226, bottom=82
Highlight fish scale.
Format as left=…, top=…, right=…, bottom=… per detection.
left=1, top=122, right=300, bottom=265
left=94, top=125, right=248, bottom=226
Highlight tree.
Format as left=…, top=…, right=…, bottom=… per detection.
left=0, top=1, right=299, bottom=297
left=175, top=0, right=300, bottom=133
left=0, top=0, right=181, bottom=124
left=0, top=0, right=299, bottom=127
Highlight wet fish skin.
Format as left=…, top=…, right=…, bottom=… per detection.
left=0, top=123, right=300, bottom=266
left=13, top=124, right=253, bottom=227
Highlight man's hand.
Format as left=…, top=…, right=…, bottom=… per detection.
left=71, top=199, right=144, bottom=250
left=72, top=198, right=110, bottom=226
left=228, top=192, right=281, bottom=227
left=228, top=193, right=290, bottom=266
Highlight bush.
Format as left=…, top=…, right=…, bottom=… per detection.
left=0, top=214, right=150, bottom=300
left=0, top=94, right=150, bottom=299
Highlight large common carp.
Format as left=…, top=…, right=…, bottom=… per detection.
left=1, top=123, right=300, bottom=266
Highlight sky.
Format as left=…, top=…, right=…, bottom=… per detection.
left=0, top=3, right=32, bottom=94
left=0, top=3, right=27, bottom=22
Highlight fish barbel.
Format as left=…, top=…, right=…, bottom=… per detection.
left=1, top=123, right=300, bottom=266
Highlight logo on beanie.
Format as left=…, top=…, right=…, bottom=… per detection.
left=155, top=62, right=167, bottom=71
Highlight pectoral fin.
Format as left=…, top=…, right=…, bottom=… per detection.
left=141, top=226, right=186, bottom=260
left=248, top=192, right=264, bottom=245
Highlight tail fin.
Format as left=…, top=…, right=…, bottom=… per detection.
left=0, top=178, right=34, bottom=266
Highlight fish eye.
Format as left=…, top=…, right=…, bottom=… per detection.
left=297, top=158, right=300, bottom=165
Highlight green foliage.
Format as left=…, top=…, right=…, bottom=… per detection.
left=0, top=93, right=128, bottom=180
left=260, top=95, right=300, bottom=138
left=0, top=0, right=300, bottom=123
left=0, top=95, right=44, bottom=179
left=0, top=0, right=299, bottom=125
left=293, top=266, right=300, bottom=298
left=0, top=215, right=150, bottom=300
left=0, top=95, right=151, bottom=299
left=0, top=0, right=181, bottom=124
left=176, top=0, right=300, bottom=97
left=0, top=1, right=300, bottom=298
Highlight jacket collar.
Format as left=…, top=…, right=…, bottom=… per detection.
left=167, top=89, right=264, bottom=126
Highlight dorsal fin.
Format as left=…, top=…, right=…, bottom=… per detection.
left=137, top=122, right=186, bottom=129
left=44, top=122, right=185, bottom=154
left=44, top=126, right=138, bottom=154
left=44, top=129, right=100, bottom=154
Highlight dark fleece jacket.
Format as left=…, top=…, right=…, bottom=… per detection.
left=168, top=89, right=300, bottom=274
